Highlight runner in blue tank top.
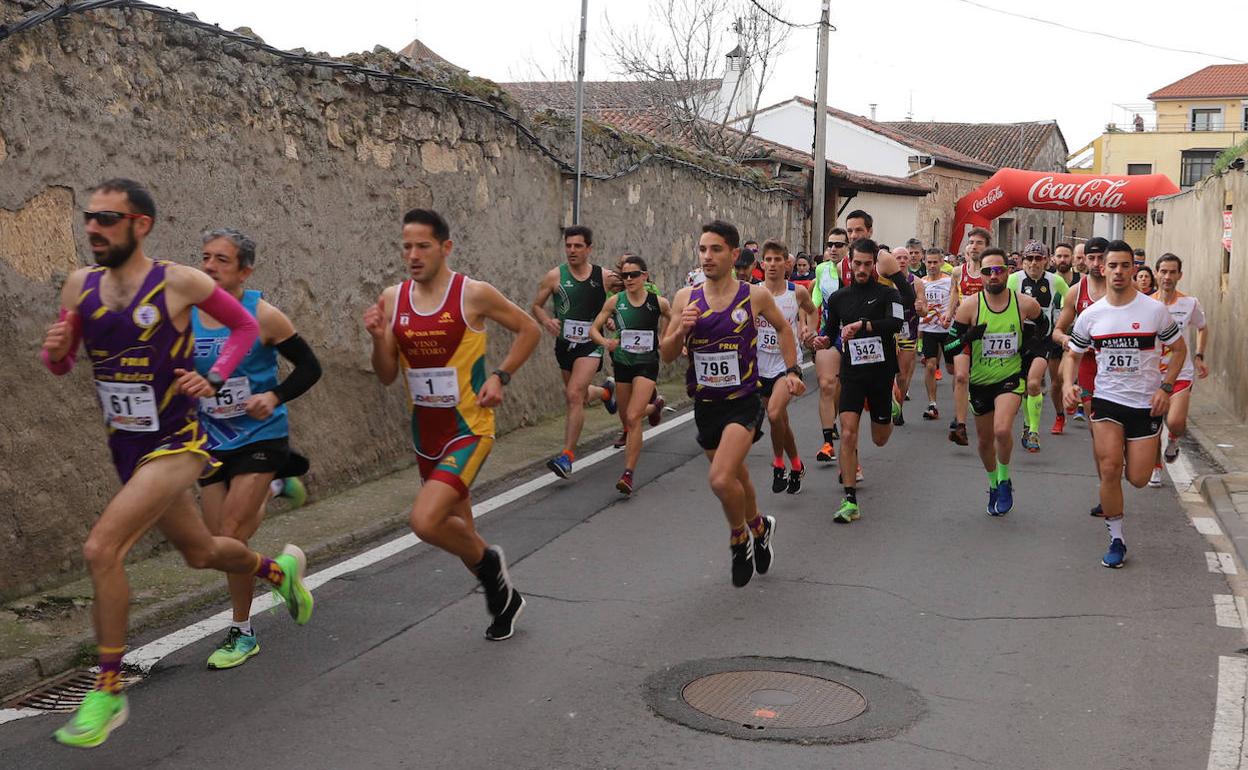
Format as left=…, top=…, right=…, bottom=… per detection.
left=192, top=228, right=322, bottom=671
left=39, top=179, right=314, bottom=748
left=661, top=220, right=805, bottom=588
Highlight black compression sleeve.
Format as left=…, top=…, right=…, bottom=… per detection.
left=271, top=334, right=322, bottom=404
left=883, top=271, right=916, bottom=308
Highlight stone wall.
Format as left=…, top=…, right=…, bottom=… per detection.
left=914, top=165, right=987, bottom=250
left=1147, top=161, right=1248, bottom=420
left=0, top=2, right=799, bottom=599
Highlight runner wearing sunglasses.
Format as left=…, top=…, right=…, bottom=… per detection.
left=41, top=179, right=314, bottom=748
left=947, top=227, right=992, bottom=447
left=660, top=220, right=804, bottom=587
left=364, top=208, right=540, bottom=639
left=531, top=225, right=619, bottom=479
left=1008, top=241, right=1069, bottom=451
left=810, top=228, right=846, bottom=464
left=946, top=249, right=1046, bottom=516
left=589, top=255, right=671, bottom=495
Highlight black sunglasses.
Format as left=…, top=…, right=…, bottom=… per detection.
left=1022, top=255, right=1045, bottom=261
left=83, top=210, right=144, bottom=226
left=979, top=265, right=1009, bottom=277
left=827, top=241, right=847, bottom=248
left=620, top=270, right=645, bottom=280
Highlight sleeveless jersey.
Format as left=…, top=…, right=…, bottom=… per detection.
left=970, top=290, right=1023, bottom=385
left=392, top=273, right=494, bottom=459
left=810, top=260, right=840, bottom=310
left=554, top=263, right=606, bottom=347
left=958, top=262, right=983, bottom=297
left=191, top=289, right=288, bottom=451
left=685, top=281, right=759, bottom=400
left=610, top=290, right=662, bottom=367
left=1160, top=292, right=1205, bottom=381
left=78, top=262, right=199, bottom=469
left=1009, top=270, right=1068, bottom=327
left=757, top=282, right=803, bottom=378
left=919, top=275, right=952, bottom=334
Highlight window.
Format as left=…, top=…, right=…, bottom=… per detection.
left=1191, top=108, right=1222, bottom=131
left=1243, top=106, right=1248, bottom=131
left=1180, top=150, right=1221, bottom=186
left=1126, top=163, right=1153, bottom=175
left=932, top=218, right=939, bottom=246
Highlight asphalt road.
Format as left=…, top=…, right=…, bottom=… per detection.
left=1, top=373, right=1240, bottom=769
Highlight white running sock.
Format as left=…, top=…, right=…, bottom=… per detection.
left=1105, top=516, right=1124, bottom=542
left=231, top=620, right=253, bottom=636
left=269, top=479, right=284, bottom=497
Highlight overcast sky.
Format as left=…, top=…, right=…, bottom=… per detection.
left=163, top=0, right=1247, bottom=157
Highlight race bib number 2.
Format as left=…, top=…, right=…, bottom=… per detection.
left=621, top=329, right=654, bottom=354
left=95, top=381, right=159, bottom=432
left=694, top=351, right=741, bottom=388
left=406, top=367, right=460, bottom=408
left=848, top=336, right=885, bottom=365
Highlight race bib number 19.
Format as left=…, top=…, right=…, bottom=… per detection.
left=96, top=380, right=159, bottom=432
left=694, top=351, right=741, bottom=388
left=407, top=367, right=460, bottom=408
left=848, top=336, right=885, bottom=365
left=562, top=319, right=590, bottom=344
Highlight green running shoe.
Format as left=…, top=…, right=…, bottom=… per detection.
left=54, top=689, right=128, bottom=748
left=273, top=544, right=314, bottom=625
left=280, top=477, right=307, bottom=508
left=206, top=627, right=260, bottom=670
left=833, top=499, right=860, bottom=524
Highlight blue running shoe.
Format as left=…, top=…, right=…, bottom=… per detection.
left=602, top=377, right=618, bottom=415
left=987, top=486, right=999, bottom=515
left=546, top=453, right=573, bottom=479
left=1102, top=538, right=1127, bottom=568
left=994, top=479, right=1014, bottom=515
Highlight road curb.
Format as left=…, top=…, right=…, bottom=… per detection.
left=1186, top=419, right=1236, bottom=475
left=2, top=394, right=696, bottom=703
left=1197, top=473, right=1248, bottom=573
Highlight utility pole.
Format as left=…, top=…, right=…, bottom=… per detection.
left=572, top=0, right=589, bottom=224
left=811, top=0, right=831, bottom=253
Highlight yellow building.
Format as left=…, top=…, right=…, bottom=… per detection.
left=1068, top=64, right=1248, bottom=248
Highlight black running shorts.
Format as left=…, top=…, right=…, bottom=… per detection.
left=200, top=438, right=308, bottom=487
left=694, top=394, right=764, bottom=450
left=1090, top=397, right=1163, bottom=441
left=968, top=376, right=1025, bottom=416
left=839, top=374, right=893, bottom=425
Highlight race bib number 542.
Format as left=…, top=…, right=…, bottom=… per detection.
left=848, top=336, right=885, bottom=365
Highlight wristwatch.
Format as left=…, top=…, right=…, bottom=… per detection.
left=1160, top=382, right=1174, bottom=393
left=205, top=370, right=225, bottom=394
left=492, top=369, right=512, bottom=386
left=1195, top=353, right=1205, bottom=360
left=785, top=364, right=802, bottom=377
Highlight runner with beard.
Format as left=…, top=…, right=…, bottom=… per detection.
left=1052, top=242, right=1079, bottom=289
left=1062, top=241, right=1184, bottom=567
left=812, top=238, right=905, bottom=523
left=810, top=228, right=847, bottom=463
left=947, top=249, right=1046, bottom=515
left=890, top=247, right=925, bottom=425
left=1150, top=253, right=1208, bottom=486
left=947, top=227, right=992, bottom=446
left=1008, top=241, right=1069, bottom=450
left=41, top=179, right=313, bottom=748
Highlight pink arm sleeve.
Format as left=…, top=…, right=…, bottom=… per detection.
left=196, top=285, right=259, bottom=379
left=40, top=308, right=80, bottom=375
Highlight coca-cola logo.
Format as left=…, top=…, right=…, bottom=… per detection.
left=972, top=186, right=1004, bottom=213
left=1028, top=176, right=1129, bottom=210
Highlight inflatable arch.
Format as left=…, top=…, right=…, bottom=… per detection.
left=948, top=168, right=1179, bottom=254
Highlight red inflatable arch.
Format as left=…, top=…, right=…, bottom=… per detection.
left=948, top=168, right=1179, bottom=254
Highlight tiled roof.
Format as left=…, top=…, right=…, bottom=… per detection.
left=787, top=98, right=995, bottom=174
left=880, top=120, right=1062, bottom=170
left=500, top=79, right=721, bottom=114
left=1149, top=64, right=1248, bottom=100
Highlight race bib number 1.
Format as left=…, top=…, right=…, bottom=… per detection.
left=200, top=376, right=252, bottom=420
left=848, top=336, right=885, bottom=365
left=694, top=351, right=741, bottom=388
left=96, top=381, right=159, bottom=432
left=982, top=332, right=1016, bottom=359
left=562, top=319, right=590, bottom=344
left=621, top=329, right=654, bottom=354
left=406, top=367, right=460, bottom=408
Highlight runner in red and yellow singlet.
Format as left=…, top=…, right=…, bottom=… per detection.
left=364, top=208, right=539, bottom=642
left=947, top=227, right=992, bottom=446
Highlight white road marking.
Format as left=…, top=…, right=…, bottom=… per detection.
left=1207, top=655, right=1248, bottom=770
left=0, top=708, right=43, bottom=726
left=1208, top=552, right=1240, bottom=576
left=1214, top=595, right=1248, bottom=629
left=1164, top=426, right=1198, bottom=492
left=1195, top=518, right=1225, bottom=536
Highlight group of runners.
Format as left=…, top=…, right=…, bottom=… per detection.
left=40, top=179, right=1208, bottom=749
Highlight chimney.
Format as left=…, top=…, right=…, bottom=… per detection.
left=714, top=44, right=754, bottom=122
left=869, top=103, right=877, bottom=121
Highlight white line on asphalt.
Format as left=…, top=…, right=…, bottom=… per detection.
left=1195, top=518, right=1225, bottom=536
left=1164, top=426, right=1199, bottom=493
left=1208, top=552, right=1240, bottom=576
left=0, top=708, right=43, bottom=726
left=1214, top=595, right=1248, bottom=629
left=1207, top=656, right=1248, bottom=770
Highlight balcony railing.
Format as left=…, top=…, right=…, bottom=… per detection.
left=1107, top=118, right=1248, bottom=134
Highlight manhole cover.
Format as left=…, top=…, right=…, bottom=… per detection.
left=644, top=656, right=924, bottom=744
left=682, top=670, right=866, bottom=728
left=4, top=666, right=144, bottom=713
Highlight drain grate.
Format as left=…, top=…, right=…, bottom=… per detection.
left=644, top=656, right=925, bottom=744
left=5, top=666, right=144, bottom=713
left=682, top=670, right=867, bottom=729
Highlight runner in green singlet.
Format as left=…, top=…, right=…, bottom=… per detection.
left=589, top=254, right=671, bottom=495
left=531, top=225, right=618, bottom=478
left=946, top=249, right=1045, bottom=517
